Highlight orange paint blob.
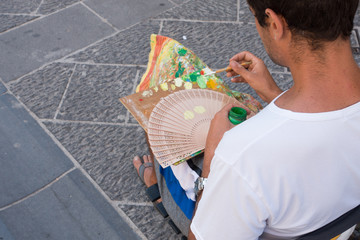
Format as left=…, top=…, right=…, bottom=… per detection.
left=206, top=79, right=218, bottom=89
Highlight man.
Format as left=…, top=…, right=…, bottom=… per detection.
left=189, top=0, right=360, bottom=239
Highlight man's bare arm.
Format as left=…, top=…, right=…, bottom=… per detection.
left=187, top=103, right=245, bottom=239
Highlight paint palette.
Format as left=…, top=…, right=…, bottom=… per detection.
left=148, top=89, right=238, bottom=168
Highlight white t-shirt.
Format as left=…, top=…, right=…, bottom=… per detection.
left=191, top=98, right=360, bottom=240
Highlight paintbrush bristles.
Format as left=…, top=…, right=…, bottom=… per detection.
left=214, top=61, right=252, bottom=74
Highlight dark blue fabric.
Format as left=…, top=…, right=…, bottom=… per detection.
left=159, top=165, right=195, bottom=219
left=298, top=204, right=360, bottom=240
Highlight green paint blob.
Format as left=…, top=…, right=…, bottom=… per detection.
left=181, top=75, right=190, bottom=82
left=197, top=76, right=207, bottom=88
left=178, top=48, right=187, bottom=56
left=175, top=62, right=185, bottom=78
left=189, top=71, right=200, bottom=82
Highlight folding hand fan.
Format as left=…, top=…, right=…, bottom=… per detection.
left=148, top=89, right=238, bottom=168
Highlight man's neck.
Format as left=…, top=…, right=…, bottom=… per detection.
left=276, top=38, right=360, bottom=113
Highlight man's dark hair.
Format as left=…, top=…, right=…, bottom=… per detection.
left=247, top=0, right=358, bottom=42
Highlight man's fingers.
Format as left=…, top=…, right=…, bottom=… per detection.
left=226, top=71, right=238, bottom=78
left=215, top=103, right=236, bottom=119
left=232, top=101, right=253, bottom=115
left=229, top=51, right=254, bottom=62
left=221, top=102, right=249, bottom=115
left=231, top=76, right=246, bottom=83
left=221, top=103, right=235, bottom=113
left=229, top=61, right=251, bottom=79
left=229, top=53, right=245, bottom=62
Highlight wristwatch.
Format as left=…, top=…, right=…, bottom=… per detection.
left=194, top=177, right=207, bottom=196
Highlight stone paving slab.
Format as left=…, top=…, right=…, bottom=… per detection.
left=157, top=0, right=238, bottom=21
left=66, top=19, right=161, bottom=65
left=0, top=218, right=14, bottom=240
left=355, top=7, right=360, bottom=27
left=238, top=0, right=254, bottom=23
left=170, top=0, right=188, bottom=5
left=0, top=0, right=80, bottom=15
left=0, top=15, right=38, bottom=33
left=0, top=1, right=84, bottom=31
left=8, top=62, right=75, bottom=119
left=0, top=0, right=41, bottom=14
left=56, top=64, right=138, bottom=123
left=0, top=1, right=82, bottom=34
left=0, top=93, right=73, bottom=208
left=0, top=169, right=141, bottom=240
left=84, top=0, right=174, bottom=30
left=36, top=0, right=81, bottom=15
left=0, top=3, right=114, bottom=82
left=352, top=29, right=360, bottom=48
left=155, top=0, right=255, bottom=29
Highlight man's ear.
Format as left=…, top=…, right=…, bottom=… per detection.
left=264, top=8, right=286, bottom=40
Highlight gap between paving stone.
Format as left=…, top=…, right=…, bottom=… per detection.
left=53, top=64, right=77, bottom=120
left=80, top=2, right=119, bottom=31
left=0, top=168, right=75, bottom=212
left=41, top=118, right=141, bottom=127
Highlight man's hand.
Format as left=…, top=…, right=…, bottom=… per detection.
left=227, top=51, right=283, bottom=103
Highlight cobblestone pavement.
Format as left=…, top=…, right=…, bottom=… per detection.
left=0, top=1, right=359, bottom=239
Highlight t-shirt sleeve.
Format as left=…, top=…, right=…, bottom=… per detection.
left=190, top=154, right=269, bottom=240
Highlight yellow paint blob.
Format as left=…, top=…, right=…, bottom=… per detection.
left=174, top=78, right=183, bottom=87
left=171, top=84, right=176, bottom=90
left=193, top=106, right=206, bottom=114
left=153, top=86, right=159, bottom=92
left=184, top=110, right=195, bottom=120
left=160, top=82, right=168, bottom=91
left=184, top=82, right=192, bottom=89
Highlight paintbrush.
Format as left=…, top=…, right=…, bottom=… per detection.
left=204, top=61, right=252, bottom=76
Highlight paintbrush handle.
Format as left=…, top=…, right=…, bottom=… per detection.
left=214, top=61, right=252, bottom=74
left=214, top=66, right=232, bottom=74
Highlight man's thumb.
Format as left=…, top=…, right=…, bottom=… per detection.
left=229, top=61, right=250, bottom=78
